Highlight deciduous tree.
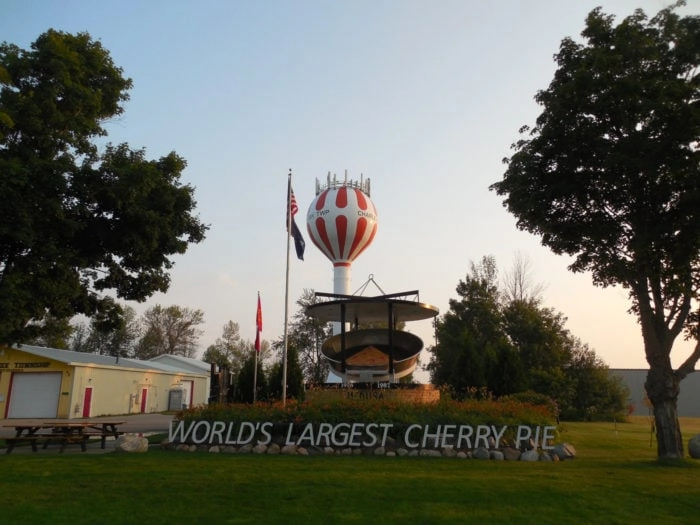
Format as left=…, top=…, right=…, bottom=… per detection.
left=235, top=350, right=268, bottom=404
left=70, top=302, right=141, bottom=358
left=491, top=3, right=700, bottom=458
left=429, top=256, right=627, bottom=420
left=562, top=339, right=629, bottom=421
left=428, top=256, right=520, bottom=396
left=276, top=289, right=331, bottom=384
left=24, top=314, right=74, bottom=349
left=502, top=299, right=570, bottom=404
left=136, top=304, right=204, bottom=359
left=202, top=321, right=248, bottom=375
left=0, top=30, right=207, bottom=345
left=268, top=343, right=305, bottom=401
left=502, top=252, right=545, bottom=304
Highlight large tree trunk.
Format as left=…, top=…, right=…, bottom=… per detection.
left=636, top=283, right=688, bottom=460
left=645, top=365, right=683, bottom=459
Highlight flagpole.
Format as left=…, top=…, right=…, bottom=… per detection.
left=282, top=170, right=292, bottom=406
left=253, top=344, right=258, bottom=403
left=253, top=292, right=259, bottom=403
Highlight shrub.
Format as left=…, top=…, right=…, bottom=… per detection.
left=179, top=396, right=556, bottom=444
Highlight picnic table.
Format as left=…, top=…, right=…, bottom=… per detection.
left=3, top=420, right=125, bottom=454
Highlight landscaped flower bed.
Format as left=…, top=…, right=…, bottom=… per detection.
left=180, top=396, right=556, bottom=432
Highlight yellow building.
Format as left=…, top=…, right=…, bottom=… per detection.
left=0, top=345, right=209, bottom=419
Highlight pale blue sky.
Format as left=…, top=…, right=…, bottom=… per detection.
left=2, top=0, right=696, bottom=377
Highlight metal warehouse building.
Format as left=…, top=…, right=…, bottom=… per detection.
left=611, top=369, right=700, bottom=418
left=0, top=345, right=210, bottom=419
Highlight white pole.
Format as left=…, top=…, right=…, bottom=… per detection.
left=253, top=344, right=258, bottom=403
left=282, top=170, right=292, bottom=406
left=332, top=264, right=351, bottom=335
left=253, top=291, right=261, bottom=403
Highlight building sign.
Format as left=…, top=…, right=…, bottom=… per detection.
left=14, top=362, right=51, bottom=369
left=0, top=361, right=51, bottom=369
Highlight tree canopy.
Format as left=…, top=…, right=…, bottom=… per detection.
left=71, top=302, right=141, bottom=358
left=275, top=289, right=331, bottom=384
left=428, top=256, right=628, bottom=421
left=268, top=344, right=305, bottom=402
left=490, top=3, right=699, bottom=457
left=0, top=29, right=207, bottom=344
left=202, top=321, right=247, bottom=373
left=136, top=304, right=204, bottom=359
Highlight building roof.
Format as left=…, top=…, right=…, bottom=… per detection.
left=149, top=353, right=211, bottom=373
left=14, top=344, right=208, bottom=377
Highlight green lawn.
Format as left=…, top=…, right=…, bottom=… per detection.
left=1, top=417, right=699, bottom=524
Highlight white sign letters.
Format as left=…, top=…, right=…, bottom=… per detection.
left=169, top=420, right=557, bottom=450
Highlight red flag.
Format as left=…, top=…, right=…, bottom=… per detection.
left=254, top=293, right=262, bottom=353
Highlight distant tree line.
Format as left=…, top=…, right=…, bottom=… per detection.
left=24, top=303, right=205, bottom=360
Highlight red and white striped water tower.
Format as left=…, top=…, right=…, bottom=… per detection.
left=304, top=172, right=439, bottom=384
left=306, top=172, right=378, bottom=303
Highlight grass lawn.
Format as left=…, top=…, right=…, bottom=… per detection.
left=1, top=416, right=699, bottom=524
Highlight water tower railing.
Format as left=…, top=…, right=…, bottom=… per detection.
left=314, top=290, right=420, bottom=303
left=315, top=172, right=371, bottom=196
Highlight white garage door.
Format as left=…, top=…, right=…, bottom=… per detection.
left=7, top=372, right=62, bottom=418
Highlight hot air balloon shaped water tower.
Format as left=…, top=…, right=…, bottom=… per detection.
left=306, top=172, right=378, bottom=300
left=306, top=172, right=439, bottom=386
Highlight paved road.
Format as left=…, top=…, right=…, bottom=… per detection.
left=111, top=413, right=175, bottom=435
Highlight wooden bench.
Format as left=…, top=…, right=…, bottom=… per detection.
left=41, top=433, right=90, bottom=452
left=5, top=436, right=42, bottom=454
left=4, top=421, right=126, bottom=453
left=41, top=432, right=123, bottom=452
left=80, top=431, right=125, bottom=449
left=5, top=434, right=87, bottom=453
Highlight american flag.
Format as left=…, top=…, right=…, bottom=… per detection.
left=287, top=185, right=305, bottom=260
left=290, top=189, right=299, bottom=216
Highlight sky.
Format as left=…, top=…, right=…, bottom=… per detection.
left=2, top=0, right=698, bottom=380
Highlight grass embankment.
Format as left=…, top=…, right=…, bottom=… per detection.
left=1, top=417, right=699, bottom=524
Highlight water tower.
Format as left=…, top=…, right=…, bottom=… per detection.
left=305, top=172, right=439, bottom=384
left=306, top=172, right=378, bottom=303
